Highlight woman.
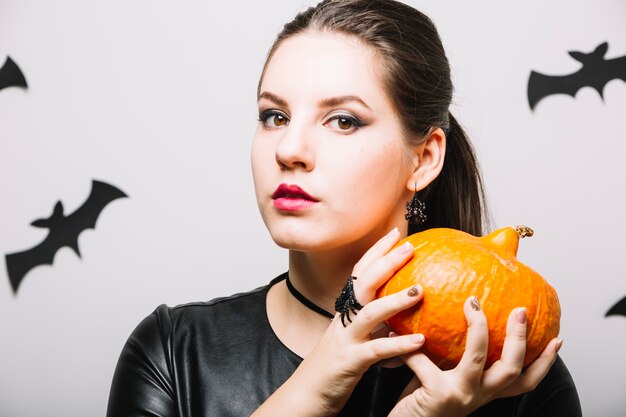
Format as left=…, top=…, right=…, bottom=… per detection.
left=107, top=1, right=582, bottom=416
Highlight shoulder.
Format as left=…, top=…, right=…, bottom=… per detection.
left=107, top=275, right=288, bottom=416
left=168, top=282, right=270, bottom=321
left=515, top=355, right=582, bottom=416
left=146, top=276, right=283, bottom=341
left=144, top=273, right=287, bottom=342
left=470, top=356, right=582, bottom=417
left=110, top=277, right=282, bottom=382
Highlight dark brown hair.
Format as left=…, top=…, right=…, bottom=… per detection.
left=258, top=0, right=488, bottom=236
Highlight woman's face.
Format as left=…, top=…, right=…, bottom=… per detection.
left=252, top=31, right=417, bottom=253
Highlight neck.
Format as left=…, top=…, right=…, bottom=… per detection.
left=267, top=225, right=407, bottom=357
left=266, top=247, right=367, bottom=357
left=287, top=241, right=373, bottom=314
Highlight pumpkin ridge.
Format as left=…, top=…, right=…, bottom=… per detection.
left=526, top=277, right=543, bottom=363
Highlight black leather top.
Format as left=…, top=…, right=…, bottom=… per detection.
left=106, top=274, right=582, bottom=417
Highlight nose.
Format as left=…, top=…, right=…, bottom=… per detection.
left=274, top=121, right=315, bottom=171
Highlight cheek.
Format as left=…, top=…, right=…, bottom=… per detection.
left=327, top=141, right=410, bottom=210
left=251, top=145, right=274, bottom=213
left=251, top=134, right=274, bottom=183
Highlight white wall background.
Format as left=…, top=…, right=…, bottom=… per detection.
left=1, top=1, right=625, bottom=416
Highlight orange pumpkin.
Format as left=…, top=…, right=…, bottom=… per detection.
left=376, top=226, right=560, bottom=370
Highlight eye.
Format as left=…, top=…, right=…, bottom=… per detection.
left=325, top=114, right=364, bottom=132
left=258, top=110, right=289, bottom=128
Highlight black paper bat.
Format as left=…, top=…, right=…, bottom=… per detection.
left=5, top=180, right=127, bottom=294
left=0, top=56, right=28, bottom=92
left=528, top=42, right=626, bottom=110
left=606, top=296, right=626, bottom=318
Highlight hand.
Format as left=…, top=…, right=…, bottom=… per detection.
left=256, top=228, right=426, bottom=417
left=388, top=298, right=562, bottom=417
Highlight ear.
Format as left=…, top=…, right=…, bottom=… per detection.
left=407, top=127, right=446, bottom=192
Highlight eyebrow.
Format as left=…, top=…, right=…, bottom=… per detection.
left=319, top=95, right=371, bottom=111
left=258, top=91, right=371, bottom=111
left=258, top=91, right=288, bottom=107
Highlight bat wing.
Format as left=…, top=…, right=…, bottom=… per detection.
left=5, top=237, right=58, bottom=294
left=527, top=70, right=587, bottom=110
left=66, top=180, right=128, bottom=232
left=605, top=56, right=626, bottom=83
left=0, top=56, right=28, bottom=91
left=606, top=296, right=626, bottom=318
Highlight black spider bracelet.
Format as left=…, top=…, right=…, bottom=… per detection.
left=334, top=276, right=363, bottom=327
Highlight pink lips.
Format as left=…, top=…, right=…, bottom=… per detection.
left=272, top=184, right=319, bottom=211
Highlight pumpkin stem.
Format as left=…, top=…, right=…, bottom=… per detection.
left=514, top=226, right=534, bottom=238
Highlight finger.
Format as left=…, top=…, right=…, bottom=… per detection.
left=374, top=333, right=406, bottom=367
left=352, top=227, right=401, bottom=277
left=401, top=350, right=442, bottom=387
left=456, top=296, right=489, bottom=384
left=348, top=284, right=423, bottom=337
left=495, top=338, right=561, bottom=398
left=482, top=307, right=527, bottom=390
left=354, top=241, right=414, bottom=303
left=359, top=333, right=425, bottom=365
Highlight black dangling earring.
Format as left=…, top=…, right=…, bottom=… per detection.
left=405, top=185, right=427, bottom=225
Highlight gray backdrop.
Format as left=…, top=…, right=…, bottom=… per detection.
left=1, top=1, right=625, bottom=416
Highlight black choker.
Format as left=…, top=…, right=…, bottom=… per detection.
left=285, top=274, right=335, bottom=319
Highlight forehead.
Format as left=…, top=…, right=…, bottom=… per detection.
left=260, top=31, right=391, bottom=108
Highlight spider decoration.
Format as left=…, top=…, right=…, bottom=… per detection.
left=405, top=197, right=427, bottom=225
left=334, top=276, right=363, bottom=326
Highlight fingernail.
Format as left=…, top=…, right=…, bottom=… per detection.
left=387, top=227, right=399, bottom=237
left=515, top=307, right=527, bottom=324
left=411, top=334, right=425, bottom=344
left=389, top=331, right=399, bottom=337
left=555, top=339, right=563, bottom=353
left=399, top=241, right=413, bottom=254
left=407, top=286, right=420, bottom=297
left=470, top=296, right=480, bottom=311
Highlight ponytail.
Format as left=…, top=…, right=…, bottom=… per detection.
left=409, top=112, right=488, bottom=237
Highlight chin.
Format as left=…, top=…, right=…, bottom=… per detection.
left=269, top=230, right=325, bottom=252
left=268, top=223, right=377, bottom=255
left=265, top=222, right=341, bottom=252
